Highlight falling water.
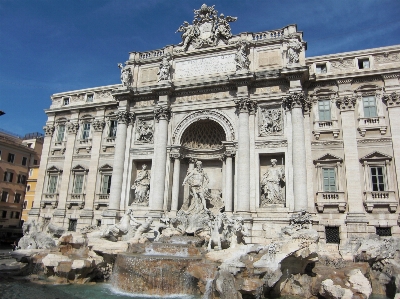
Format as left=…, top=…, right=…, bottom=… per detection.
left=202, top=279, right=213, bottom=299
left=111, top=253, right=202, bottom=296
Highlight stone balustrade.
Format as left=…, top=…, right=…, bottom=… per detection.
left=253, top=30, right=284, bottom=41
left=66, top=194, right=85, bottom=209
left=139, top=49, right=165, bottom=60
left=313, top=120, right=340, bottom=139
left=41, top=193, right=59, bottom=208
left=315, top=191, right=346, bottom=213
left=357, top=116, right=387, bottom=136
left=94, top=194, right=110, bottom=210
left=363, top=190, right=397, bottom=212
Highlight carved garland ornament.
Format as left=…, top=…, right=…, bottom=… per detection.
left=66, top=122, right=79, bottom=134
left=117, top=111, right=134, bottom=124
left=154, top=105, right=171, bottom=122
left=336, top=96, right=357, bottom=111
left=43, top=125, right=55, bottom=136
left=172, top=110, right=235, bottom=144
left=382, top=91, right=400, bottom=107
left=234, top=97, right=257, bottom=113
left=92, top=120, right=106, bottom=131
left=282, top=92, right=311, bottom=111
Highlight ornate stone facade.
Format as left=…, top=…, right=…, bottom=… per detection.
left=30, top=5, right=400, bottom=246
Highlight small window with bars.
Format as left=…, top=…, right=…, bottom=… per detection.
left=86, top=94, right=94, bottom=103
left=316, top=63, right=327, bottom=74
left=323, top=168, right=336, bottom=192
left=376, top=227, right=392, bottom=237
left=363, top=96, right=377, bottom=118
left=68, top=219, right=77, bottom=232
left=371, top=166, right=385, bottom=191
left=325, top=226, right=340, bottom=244
left=318, top=100, right=331, bottom=121
left=358, top=58, right=370, bottom=69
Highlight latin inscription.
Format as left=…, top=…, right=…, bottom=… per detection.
left=175, top=54, right=236, bottom=79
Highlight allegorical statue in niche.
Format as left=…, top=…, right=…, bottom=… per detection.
left=118, top=63, right=133, bottom=87
left=260, top=159, right=285, bottom=206
left=287, top=38, right=303, bottom=64
left=182, top=160, right=209, bottom=211
left=235, top=40, right=250, bottom=72
left=157, top=54, right=172, bottom=82
left=131, top=164, right=150, bottom=205
left=136, top=119, right=153, bottom=143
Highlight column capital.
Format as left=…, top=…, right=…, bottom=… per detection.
left=382, top=91, right=400, bottom=108
left=117, top=111, right=134, bottom=124
left=154, top=105, right=171, bottom=122
left=234, top=97, right=257, bottom=113
left=336, top=96, right=357, bottom=111
left=43, top=125, right=55, bottom=136
left=66, top=121, right=79, bottom=134
left=92, top=119, right=106, bottom=132
left=282, top=91, right=311, bottom=112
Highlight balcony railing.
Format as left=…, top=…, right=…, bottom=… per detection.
left=313, top=120, right=340, bottom=139
left=364, top=191, right=397, bottom=212
left=67, top=193, right=85, bottom=209
left=95, top=194, right=110, bottom=210
left=315, top=191, right=346, bottom=212
left=41, top=193, right=59, bottom=208
left=358, top=116, right=387, bottom=136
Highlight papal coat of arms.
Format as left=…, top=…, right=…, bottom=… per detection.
left=176, top=4, right=237, bottom=51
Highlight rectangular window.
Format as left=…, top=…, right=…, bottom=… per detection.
left=323, top=168, right=336, bottom=192
left=1, top=211, right=6, bottom=218
left=57, top=124, right=65, bottom=143
left=96, top=220, right=101, bottom=227
left=47, top=175, right=58, bottom=193
left=1, top=192, right=8, bottom=202
left=33, top=159, right=38, bottom=165
left=4, top=172, right=13, bottom=183
left=10, top=211, right=14, bottom=218
left=371, top=166, right=385, bottom=191
left=109, top=120, right=117, bottom=137
left=15, top=212, right=20, bottom=219
left=22, top=157, right=28, bottom=166
left=14, top=193, right=21, bottom=203
left=8, top=153, right=15, bottom=163
left=68, top=219, right=77, bottom=232
left=318, top=100, right=331, bottom=121
left=63, top=97, right=70, bottom=105
left=101, top=175, right=112, bottom=194
left=358, top=58, right=370, bottom=69
left=363, top=96, right=377, bottom=118
left=316, top=63, right=327, bottom=74
left=73, top=174, right=84, bottom=194
left=17, top=174, right=26, bottom=184
left=81, top=123, right=91, bottom=140
left=29, top=169, right=33, bottom=177
left=86, top=94, right=94, bottom=102
left=325, top=226, right=340, bottom=244
left=23, top=201, right=27, bottom=209
left=376, top=227, right=392, bottom=237
left=0, top=150, right=2, bottom=160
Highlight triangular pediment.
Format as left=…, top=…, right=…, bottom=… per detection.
left=314, top=153, right=343, bottom=164
left=99, top=164, right=113, bottom=172
left=360, top=151, right=392, bottom=162
left=47, top=165, right=62, bottom=173
left=355, top=84, right=381, bottom=94
left=72, top=164, right=87, bottom=172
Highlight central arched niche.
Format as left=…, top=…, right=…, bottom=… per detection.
left=180, top=119, right=226, bottom=149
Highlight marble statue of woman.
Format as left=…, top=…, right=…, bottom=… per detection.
left=131, top=164, right=150, bottom=205
left=260, top=159, right=285, bottom=206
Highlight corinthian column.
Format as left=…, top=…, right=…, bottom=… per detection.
left=336, top=96, right=366, bottom=224
left=170, top=151, right=181, bottom=213
left=283, top=92, right=310, bottom=211
left=149, top=105, right=171, bottom=215
left=383, top=92, right=400, bottom=197
left=234, top=97, right=256, bottom=214
left=106, top=108, right=133, bottom=216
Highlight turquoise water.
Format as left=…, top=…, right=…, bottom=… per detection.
left=0, top=280, right=391, bottom=299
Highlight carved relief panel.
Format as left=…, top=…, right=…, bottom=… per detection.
left=135, top=118, right=154, bottom=144
left=258, top=107, right=283, bottom=136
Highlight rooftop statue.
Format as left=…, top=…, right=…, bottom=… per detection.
left=176, top=4, right=237, bottom=51
left=118, top=63, right=133, bottom=87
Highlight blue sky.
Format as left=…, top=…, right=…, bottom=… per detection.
left=0, top=0, right=399, bottom=136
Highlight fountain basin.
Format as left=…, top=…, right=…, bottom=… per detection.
left=112, top=253, right=202, bottom=296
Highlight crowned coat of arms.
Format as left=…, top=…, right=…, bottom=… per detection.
left=176, top=4, right=237, bottom=51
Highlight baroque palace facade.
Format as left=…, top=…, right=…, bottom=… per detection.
left=29, top=5, right=400, bottom=244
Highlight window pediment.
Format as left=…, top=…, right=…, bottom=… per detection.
left=309, top=88, right=337, bottom=100
left=360, top=151, right=392, bottom=162
left=47, top=166, right=62, bottom=173
left=314, top=153, right=343, bottom=164
left=99, top=164, right=113, bottom=172
left=72, top=164, right=88, bottom=172
left=355, top=84, right=381, bottom=96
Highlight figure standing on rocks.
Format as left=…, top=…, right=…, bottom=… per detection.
left=182, top=160, right=209, bottom=210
